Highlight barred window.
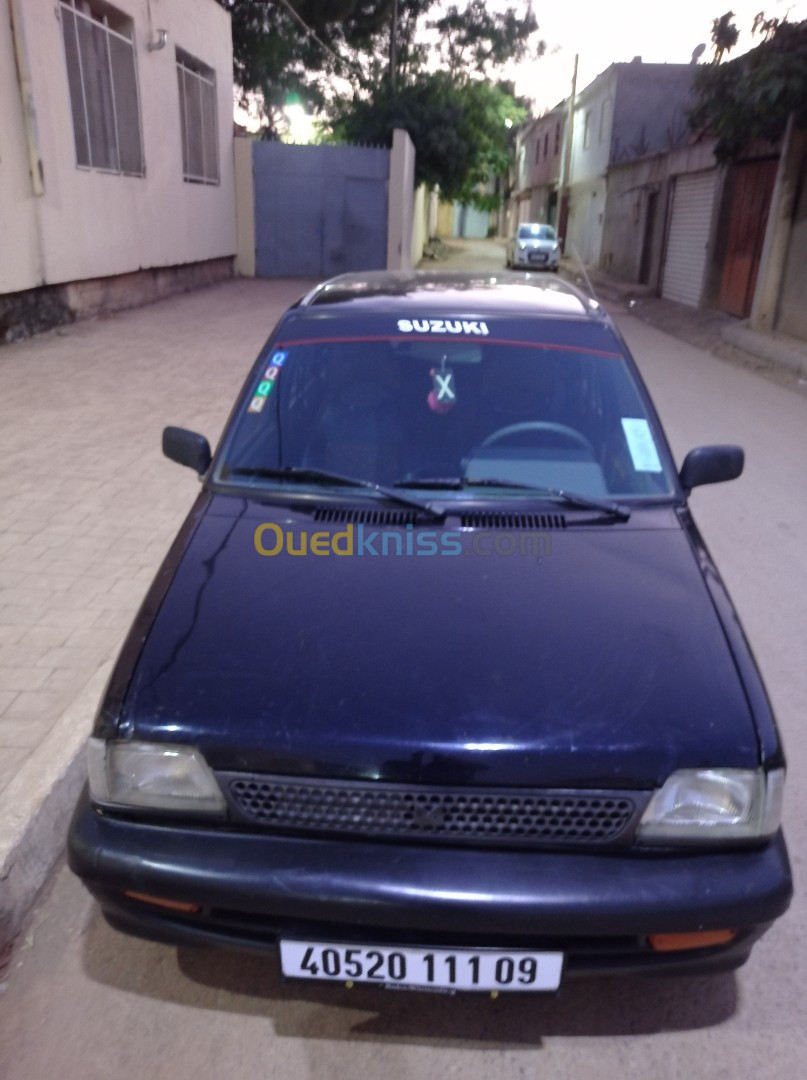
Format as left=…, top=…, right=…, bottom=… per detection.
left=176, top=49, right=219, bottom=185
left=59, top=0, right=144, bottom=176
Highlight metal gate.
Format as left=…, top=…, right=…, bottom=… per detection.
left=253, top=142, right=390, bottom=278
left=717, top=158, right=778, bottom=318
left=661, top=171, right=718, bottom=307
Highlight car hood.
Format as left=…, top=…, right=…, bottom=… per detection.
left=119, top=496, right=759, bottom=788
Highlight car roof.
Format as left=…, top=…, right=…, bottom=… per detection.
left=298, top=271, right=604, bottom=321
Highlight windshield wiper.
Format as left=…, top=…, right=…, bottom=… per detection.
left=227, top=466, right=445, bottom=520
left=394, top=476, right=630, bottom=521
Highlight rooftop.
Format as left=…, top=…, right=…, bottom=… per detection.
left=301, top=271, right=603, bottom=320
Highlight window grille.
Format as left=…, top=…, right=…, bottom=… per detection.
left=60, top=0, right=144, bottom=176
left=176, top=50, right=219, bottom=185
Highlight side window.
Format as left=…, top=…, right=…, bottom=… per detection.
left=599, top=98, right=613, bottom=143
left=59, top=0, right=144, bottom=176
left=176, top=49, right=219, bottom=185
left=582, top=111, right=591, bottom=150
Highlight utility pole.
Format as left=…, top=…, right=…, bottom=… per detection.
left=558, top=53, right=578, bottom=253
left=389, top=0, right=399, bottom=92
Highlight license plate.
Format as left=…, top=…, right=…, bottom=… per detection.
left=529, top=252, right=548, bottom=263
left=280, top=940, right=563, bottom=992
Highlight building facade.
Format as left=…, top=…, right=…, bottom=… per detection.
left=1, top=0, right=236, bottom=339
left=566, top=61, right=696, bottom=266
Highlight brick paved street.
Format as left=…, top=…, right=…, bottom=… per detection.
left=0, top=277, right=312, bottom=795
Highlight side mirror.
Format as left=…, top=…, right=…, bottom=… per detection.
left=679, top=445, right=744, bottom=491
left=162, top=426, right=212, bottom=474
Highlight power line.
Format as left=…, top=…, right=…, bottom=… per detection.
left=273, top=0, right=365, bottom=79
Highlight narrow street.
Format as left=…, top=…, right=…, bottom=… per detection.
left=2, top=244, right=806, bottom=1079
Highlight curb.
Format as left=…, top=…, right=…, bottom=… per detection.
left=721, top=321, right=807, bottom=379
left=0, top=662, right=112, bottom=949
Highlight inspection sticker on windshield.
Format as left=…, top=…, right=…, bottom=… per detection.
left=622, top=418, right=662, bottom=472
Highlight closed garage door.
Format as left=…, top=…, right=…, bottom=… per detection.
left=661, top=171, right=718, bottom=306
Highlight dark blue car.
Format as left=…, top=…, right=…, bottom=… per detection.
left=68, top=272, right=792, bottom=993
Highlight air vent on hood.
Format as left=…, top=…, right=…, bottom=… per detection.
left=460, top=512, right=566, bottom=530
left=313, top=507, right=422, bottom=526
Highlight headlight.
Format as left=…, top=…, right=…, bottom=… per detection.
left=87, top=738, right=226, bottom=815
left=637, top=767, right=784, bottom=845
left=518, top=241, right=527, bottom=250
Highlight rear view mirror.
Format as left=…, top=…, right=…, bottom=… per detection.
left=679, top=445, right=744, bottom=491
left=162, top=426, right=212, bottom=474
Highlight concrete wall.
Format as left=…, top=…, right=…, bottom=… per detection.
left=411, top=183, right=429, bottom=266
left=776, top=149, right=807, bottom=340
left=436, top=200, right=454, bottom=237
left=233, top=136, right=256, bottom=277
left=610, top=64, right=695, bottom=165
left=388, top=128, right=416, bottom=270
left=569, top=68, right=616, bottom=189
left=566, top=62, right=697, bottom=267
left=452, top=203, right=490, bottom=238
left=601, top=140, right=718, bottom=287
left=531, top=108, right=565, bottom=189
left=1, top=0, right=236, bottom=297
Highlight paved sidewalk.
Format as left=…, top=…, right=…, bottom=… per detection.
left=0, top=276, right=314, bottom=944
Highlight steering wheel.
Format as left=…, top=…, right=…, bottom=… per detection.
left=479, top=421, right=595, bottom=455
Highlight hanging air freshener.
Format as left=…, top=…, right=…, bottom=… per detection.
left=427, top=356, right=457, bottom=413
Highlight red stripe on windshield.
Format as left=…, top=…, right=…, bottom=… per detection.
left=276, top=335, right=624, bottom=358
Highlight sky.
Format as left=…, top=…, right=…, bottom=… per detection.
left=235, top=0, right=807, bottom=132
left=508, top=0, right=807, bottom=114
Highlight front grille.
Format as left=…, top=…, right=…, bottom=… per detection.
left=217, top=774, right=644, bottom=849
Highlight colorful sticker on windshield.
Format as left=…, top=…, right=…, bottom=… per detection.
left=247, top=395, right=266, bottom=414
left=621, top=418, right=662, bottom=472
left=270, top=350, right=287, bottom=367
left=255, top=380, right=274, bottom=397
left=263, top=364, right=281, bottom=381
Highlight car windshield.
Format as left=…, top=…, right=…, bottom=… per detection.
left=518, top=225, right=556, bottom=241
left=217, top=321, right=677, bottom=502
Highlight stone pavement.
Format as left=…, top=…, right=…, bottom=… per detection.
left=0, top=276, right=314, bottom=944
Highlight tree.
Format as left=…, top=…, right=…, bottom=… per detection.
left=710, top=11, right=739, bottom=62
left=218, top=1, right=396, bottom=128
left=690, top=17, right=807, bottom=161
left=330, top=73, right=526, bottom=204
left=328, top=2, right=539, bottom=204
left=218, top=1, right=541, bottom=203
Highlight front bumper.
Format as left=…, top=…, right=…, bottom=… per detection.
left=514, top=249, right=559, bottom=269
left=68, top=787, right=792, bottom=977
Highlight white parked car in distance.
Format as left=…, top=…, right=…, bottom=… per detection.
left=506, top=223, right=560, bottom=271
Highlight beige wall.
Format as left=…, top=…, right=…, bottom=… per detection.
left=1, top=0, right=236, bottom=296
left=387, top=128, right=416, bottom=270
left=410, top=183, right=428, bottom=266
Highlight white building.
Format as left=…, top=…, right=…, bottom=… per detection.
left=1, top=0, right=236, bottom=339
left=566, top=61, right=695, bottom=266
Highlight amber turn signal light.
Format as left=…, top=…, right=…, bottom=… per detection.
left=648, top=929, right=737, bottom=952
left=124, top=890, right=201, bottom=913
